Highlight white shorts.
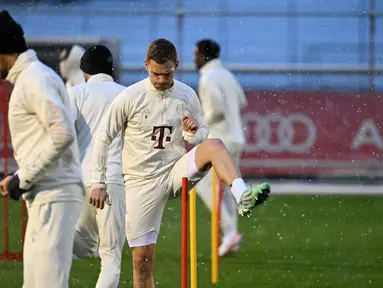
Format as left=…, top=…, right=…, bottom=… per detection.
left=125, top=145, right=208, bottom=246
left=128, top=231, right=159, bottom=248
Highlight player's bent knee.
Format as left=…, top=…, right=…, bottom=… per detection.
left=194, top=139, right=227, bottom=171
left=202, top=138, right=226, bottom=153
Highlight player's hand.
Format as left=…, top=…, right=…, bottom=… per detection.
left=181, top=116, right=198, bottom=134
left=89, top=187, right=111, bottom=210
left=0, top=176, right=12, bottom=198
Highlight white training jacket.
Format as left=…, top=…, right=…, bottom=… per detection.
left=6, top=49, right=84, bottom=206
left=68, top=73, right=125, bottom=188
left=92, top=78, right=208, bottom=188
left=198, top=59, right=248, bottom=147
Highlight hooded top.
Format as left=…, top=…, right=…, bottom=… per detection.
left=59, top=45, right=86, bottom=88
left=6, top=49, right=84, bottom=205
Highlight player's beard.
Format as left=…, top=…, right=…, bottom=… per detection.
left=154, top=81, right=174, bottom=91
left=155, top=84, right=169, bottom=91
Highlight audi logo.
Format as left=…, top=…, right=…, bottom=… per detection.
left=243, top=113, right=317, bottom=153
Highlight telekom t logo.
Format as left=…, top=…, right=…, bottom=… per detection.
left=151, top=126, right=173, bottom=149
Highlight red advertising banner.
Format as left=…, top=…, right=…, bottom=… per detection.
left=1, top=87, right=383, bottom=177
left=0, top=80, right=16, bottom=175
left=241, top=92, right=383, bottom=177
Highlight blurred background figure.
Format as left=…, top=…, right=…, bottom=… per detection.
left=194, top=39, right=248, bottom=257
left=70, top=45, right=126, bottom=288
left=59, top=44, right=86, bottom=88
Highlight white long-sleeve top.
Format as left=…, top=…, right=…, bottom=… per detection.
left=198, top=59, right=248, bottom=146
left=92, top=78, right=208, bottom=188
left=6, top=49, right=84, bottom=205
left=68, top=74, right=125, bottom=187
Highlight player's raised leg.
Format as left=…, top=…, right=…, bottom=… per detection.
left=170, top=141, right=270, bottom=218
left=195, top=139, right=270, bottom=216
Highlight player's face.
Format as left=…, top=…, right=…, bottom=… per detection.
left=0, top=55, right=11, bottom=79
left=145, top=59, right=178, bottom=91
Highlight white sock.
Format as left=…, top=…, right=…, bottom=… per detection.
left=231, top=178, right=248, bottom=203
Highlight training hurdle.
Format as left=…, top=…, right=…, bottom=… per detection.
left=181, top=169, right=222, bottom=288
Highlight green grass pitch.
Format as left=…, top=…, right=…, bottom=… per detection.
left=1, top=195, right=383, bottom=287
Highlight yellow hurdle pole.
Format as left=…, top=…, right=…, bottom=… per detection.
left=211, top=169, right=219, bottom=284
left=190, top=187, right=197, bottom=288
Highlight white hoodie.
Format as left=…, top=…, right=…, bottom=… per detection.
left=59, top=45, right=86, bottom=89
left=7, top=49, right=84, bottom=206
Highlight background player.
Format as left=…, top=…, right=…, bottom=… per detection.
left=0, top=10, right=84, bottom=288
left=60, top=44, right=86, bottom=88
left=90, top=38, right=271, bottom=288
left=69, top=45, right=126, bottom=288
left=194, top=39, right=248, bottom=257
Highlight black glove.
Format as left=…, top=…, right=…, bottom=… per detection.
left=7, top=174, right=28, bottom=201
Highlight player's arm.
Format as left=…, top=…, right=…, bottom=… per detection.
left=91, top=91, right=130, bottom=190
left=11, top=76, right=76, bottom=197
left=198, top=77, right=225, bottom=126
left=182, top=90, right=209, bottom=145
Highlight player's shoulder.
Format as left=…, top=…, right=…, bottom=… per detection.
left=174, top=79, right=197, bottom=97
left=201, top=67, right=225, bottom=82
left=113, top=81, right=127, bottom=91
left=20, top=60, right=65, bottom=91
left=121, top=79, right=147, bottom=98
left=67, top=83, right=87, bottom=98
left=83, top=79, right=125, bottom=92
left=20, top=60, right=54, bottom=82
left=115, top=78, right=147, bottom=101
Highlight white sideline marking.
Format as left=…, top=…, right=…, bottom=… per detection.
left=246, top=182, right=383, bottom=195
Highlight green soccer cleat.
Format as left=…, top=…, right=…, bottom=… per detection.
left=237, top=183, right=271, bottom=217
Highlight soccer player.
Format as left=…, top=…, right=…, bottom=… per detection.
left=90, top=38, right=271, bottom=287
left=194, top=39, right=248, bottom=257
left=0, top=10, right=84, bottom=288
left=69, top=45, right=126, bottom=288
left=60, top=44, right=86, bottom=88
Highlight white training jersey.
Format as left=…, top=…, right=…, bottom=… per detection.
left=198, top=59, right=248, bottom=146
left=6, top=49, right=84, bottom=206
left=92, top=78, right=208, bottom=187
left=68, top=73, right=125, bottom=187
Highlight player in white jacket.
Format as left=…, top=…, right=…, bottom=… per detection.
left=69, top=45, right=126, bottom=288
left=0, top=10, right=84, bottom=288
left=194, top=39, right=248, bottom=257
left=90, top=38, right=271, bottom=287
left=60, top=44, right=86, bottom=89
